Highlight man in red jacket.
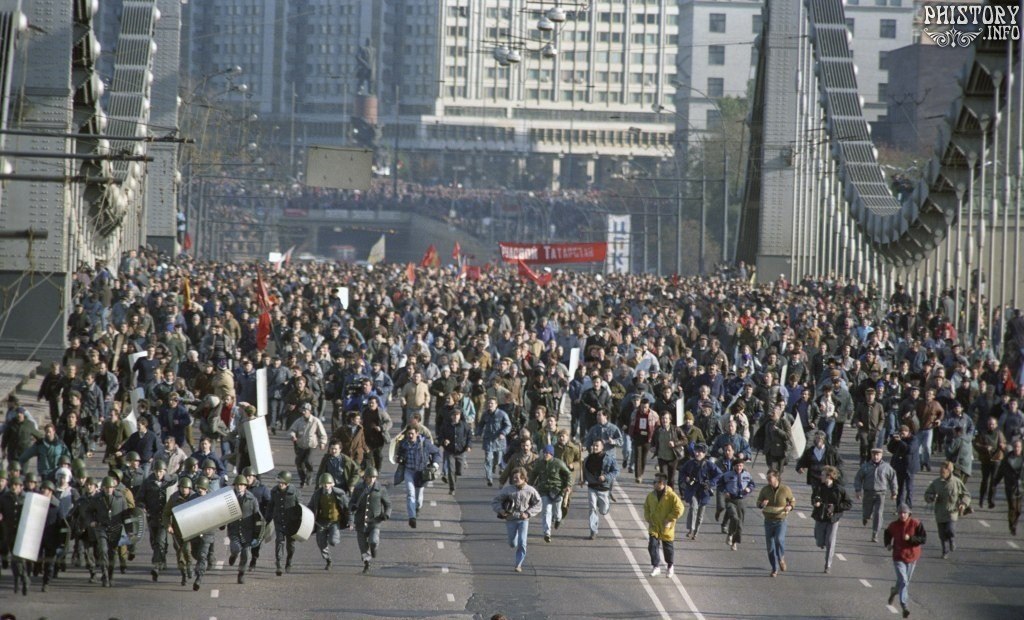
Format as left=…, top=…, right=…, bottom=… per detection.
left=883, top=503, right=926, bottom=618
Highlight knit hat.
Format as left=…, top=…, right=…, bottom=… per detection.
left=543, top=445, right=555, bottom=456
left=897, top=503, right=911, bottom=514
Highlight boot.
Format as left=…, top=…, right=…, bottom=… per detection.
left=248, top=556, right=257, bottom=570
left=151, top=568, right=159, bottom=582
left=237, top=572, right=245, bottom=584
left=180, top=570, right=187, bottom=586
left=192, top=576, right=202, bottom=591
left=88, top=569, right=97, bottom=584
left=370, top=543, right=378, bottom=559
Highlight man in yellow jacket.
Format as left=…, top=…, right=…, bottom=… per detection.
left=643, top=472, right=685, bottom=577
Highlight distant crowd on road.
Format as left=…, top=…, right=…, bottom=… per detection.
left=2, top=244, right=1023, bottom=618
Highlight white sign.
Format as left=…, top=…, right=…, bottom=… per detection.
left=306, top=146, right=373, bottom=191
left=606, top=214, right=631, bottom=274
left=567, top=347, right=581, bottom=380
left=256, top=368, right=268, bottom=418
left=337, top=286, right=349, bottom=310
left=675, top=398, right=684, bottom=428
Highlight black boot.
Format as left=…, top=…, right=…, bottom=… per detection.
left=181, top=570, right=187, bottom=586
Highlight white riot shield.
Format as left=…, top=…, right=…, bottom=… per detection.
left=676, top=398, right=684, bottom=428
left=567, top=347, right=581, bottom=380
left=256, top=368, right=268, bottom=418
left=242, top=415, right=275, bottom=475
left=291, top=504, right=315, bottom=542
left=13, top=492, right=50, bottom=562
left=788, top=420, right=807, bottom=461
left=171, top=485, right=242, bottom=541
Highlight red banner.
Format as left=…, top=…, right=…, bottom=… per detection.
left=498, top=242, right=607, bottom=264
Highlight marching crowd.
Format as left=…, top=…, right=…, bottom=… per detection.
left=1, top=245, right=1024, bottom=619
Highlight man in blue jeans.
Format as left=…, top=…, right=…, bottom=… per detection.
left=582, top=439, right=620, bottom=539
left=478, top=398, right=511, bottom=487
left=395, top=425, right=440, bottom=528
left=492, top=466, right=542, bottom=572
left=756, top=469, right=795, bottom=577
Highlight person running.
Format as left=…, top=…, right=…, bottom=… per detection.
left=350, top=466, right=391, bottom=574
left=993, top=438, right=1023, bottom=535
left=529, top=444, right=572, bottom=543
left=718, top=457, right=754, bottom=551
left=582, top=438, right=619, bottom=540
left=307, top=472, right=350, bottom=570
left=395, top=425, right=441, bottom=528
left=854, top=447, right=898, bottom=542
left=924, top=461, right=971, bottom=559
left=884, top=503, right=926, bottom=618
left=811, top=465, right=852, bottom=573
left=643, top=472, right=685, bottom=578
left=491, top=466, right=542, bottom=572
left=756, top=469, right=795, bottom=577
left=678, top=442, right=719, bottom=540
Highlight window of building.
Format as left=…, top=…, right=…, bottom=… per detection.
left=708, top=45, right=725, bottom=65
left=880, top=19, right=896, bottom=38
left=878, top=82, right=888, bottom=99
left=752, top=14, right=763, bottom=33
left=878, top=51, right=888, bottom=69
left=707, top=77, right=724, bottom=97
left=709, top=13, right=726, bottom=33
left=846, top=18, right=855, bottom=35
left=706, top=109, right=722, bottom=129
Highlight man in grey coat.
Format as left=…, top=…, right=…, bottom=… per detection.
left=491, top=466, right=542, bottom=572
left=350, top=466, right=391, bottom=574
left=227, top=475, right=263, bottom=584
left=854, top=447, right=898, bottom=542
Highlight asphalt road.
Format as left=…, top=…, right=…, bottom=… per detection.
left=3, top=383, right=1023, bottom=620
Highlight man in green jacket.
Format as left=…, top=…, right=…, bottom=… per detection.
left=529, top=444, right=572, bottom=542
left=756, top=469, right=796, bottom=577
left=19, top=423, right=69, bottom=480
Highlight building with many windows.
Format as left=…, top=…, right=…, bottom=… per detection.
left=182, top=0, right=682, bottom=190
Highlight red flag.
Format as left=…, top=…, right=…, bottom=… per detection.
left=182, top=232, right=193, bottom=251
left=420, top=244, right=440, bottom=268
left=465, top=265, right=482, bottom=281
left=452, top=241, right=461, bottom=262
left=406, top=262, right=417, bottom=285
left=255, top=271, right=273, bottom=351
left=516, top=260, right=552, bottom=287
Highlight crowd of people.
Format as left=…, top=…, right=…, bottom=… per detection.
left=1, top=244, right=1023, bottom=618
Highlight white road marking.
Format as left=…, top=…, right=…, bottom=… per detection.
left=1008, top=541, right=1020, bottom=549
left=446, top=593, right=456, bottom=602
left=433, top=520, right=441, bottom=528
left=215, top=561, right=224, bottom=570
left=836, top=553, right=847, bottom=562
left=758, top=472, right=767, bottom=480
left=614, top=488, right=707, bottom=620
left=979, top=520, right=990, bottom=528
left=223, top=537, right=230, bottom=546
left=437, top=541, right=445, bottom=549
left=859, top=579, right=872, bottom=588
left=886, top=604, right=899, bottom=614
left=603, top=512, right=674, bottom=620
left=430, top=500, right=438, bottom=507
left=210, top=589, right=220, bottom=599
left=441, top=565, right=449, bottom=574
left=796, top=511, right=807, bottom=519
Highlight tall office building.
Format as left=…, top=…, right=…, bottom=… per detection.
left=182, top=0, right=680, bottom=189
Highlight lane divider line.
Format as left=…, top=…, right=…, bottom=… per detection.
left=604, top=512, right=673, bottom=620
left=979, top=520, right=990, bottom=528
left=441, top=565, right=449, bottom=574
left=437, top=541, right=445, bottom=549
left=447, top=593, right=456, bottom=602
left=434, top=520, right=442, bottom=528
left=430, top=500, right=438, bottom=507
left=758, top=473, right=767, bottom=480
left=859, top=579, right=872, bottom=588
left=615, top=488, right=707, bottom=620
left=886, top=604, right=899, bottom=614
left=210, top=589, right=219, bottom=599
left=1008, top=541, right=1020, bottom=549
left=796, top=511, right=807, bottom=519
left=836, top=553, right=847, bottom=562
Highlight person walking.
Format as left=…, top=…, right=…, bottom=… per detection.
left=643, top=472, right=685, bottom=577
left=491, top=466, right=542, bottom=572
left=718, top=457, right=755, bottom=550
left=993, top=438, right=1023, bottom=535
left=924, top=461, right=971, bottom=558
left=756, top=469, right=795, bottom=577
left=854, top=447, right=898, bottom=542
left=884, top=504, right=927, bottom=618
left=529, top=444, right=572, bottom=543
left=553, top=429, right=582, bottom=521
left=973, top=416, right=1006, bottom=509
left=350, top=466, right=391, bottom=574
left=582, top=438, right=620, bottom=540
left=811, top=465, right=852, bottom=573
left=678, top=443, right=719, bottom=540
left=888, top=426, right=921, bottom=509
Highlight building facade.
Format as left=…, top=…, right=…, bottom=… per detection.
left=181, top=0, right=681, bottom=189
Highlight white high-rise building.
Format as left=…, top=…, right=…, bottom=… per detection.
left=182, top=0, right=681, bottom=189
